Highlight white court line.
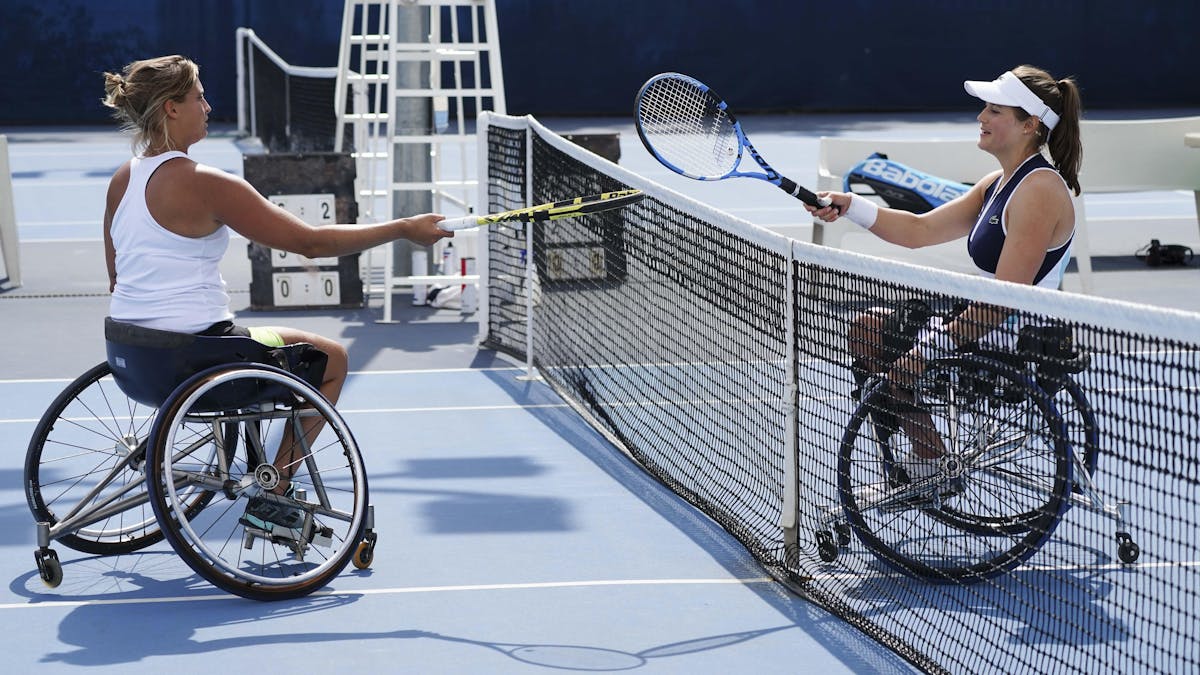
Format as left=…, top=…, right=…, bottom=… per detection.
left=14, top=219, right=98, bottom=227
left=1087, top=192, right=1198, bottom=203
left=0, top=577, right=776, bottom=611
left=12, top=180, right=109, bottom=188
left=0, top=365, right=524, bottom=385
left=6, top=237, right=101, bottom=244
left=342, top=402, right=569, bottom=417
left=18, top=232, right=251, bottom=244
left=2, top=398, right=768, bottom=426
left=6, top=149, right=130, bottom=158
left=806, top=557, right=1200, bottom=584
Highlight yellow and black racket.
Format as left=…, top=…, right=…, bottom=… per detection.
left=437, top=189, right=644, bottom=231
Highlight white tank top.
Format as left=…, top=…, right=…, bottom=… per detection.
left=109, top=152, right=232, bottom=332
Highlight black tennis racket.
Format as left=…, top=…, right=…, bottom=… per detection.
left=438, top=189, right=643, bottom=231
left=635, top=72, right=830, bottom=209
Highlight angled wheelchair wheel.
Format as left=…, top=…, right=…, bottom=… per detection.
left=24, top=362, right=220, bottom=555
left=145, top=363, right=368, bottom=601
left=978, top=347, right=1100, bottom=490
left=1051, top=378, right=1100, bottom=491
left=837, top=355, right=1070, bottom=582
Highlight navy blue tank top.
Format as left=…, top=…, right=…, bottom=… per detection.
left=967, top=154, right=1073, bottom=288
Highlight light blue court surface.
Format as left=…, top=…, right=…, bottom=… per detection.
left=0, top=368, right=912, bottom=674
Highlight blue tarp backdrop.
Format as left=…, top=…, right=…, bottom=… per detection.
left=1, top=0, right=1197, bottom=124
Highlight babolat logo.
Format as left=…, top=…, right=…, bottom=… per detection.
left=858, top=158, right=968, bottom=204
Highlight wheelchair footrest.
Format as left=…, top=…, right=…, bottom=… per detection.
left=241, top=514, right=333, bottom=562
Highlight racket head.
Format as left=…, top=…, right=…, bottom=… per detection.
left=635, top=72, right=742, bottom=180
left=440, top=190, right=644, bottom=230
left=535, top=189, right=644, bottom=222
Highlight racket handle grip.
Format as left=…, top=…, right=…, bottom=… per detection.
left=438, top=216, right=478, bottom=231
left=778, top=177, right=830, bottom=208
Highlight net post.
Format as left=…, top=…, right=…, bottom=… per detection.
left=380, top=242, right=395, bottom=323
left=332, top=0, right=355, bottom=153
left=235, top=28, right=248, bottom=137
left=473, top=111, right=493, bottom=347
left=519, top=120, right=539, bottom=381
left=780, top=245, right=798, bottom=550
left=0, top=134, right=20, bottom=288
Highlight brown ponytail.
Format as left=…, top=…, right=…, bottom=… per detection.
left=1012, top=64, right=1083, bottom=196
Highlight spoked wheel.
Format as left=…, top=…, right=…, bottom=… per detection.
left=1051, top=378, right=1100, bottom=492
left=24, top=362, right=220, bottom=555
left=837, top=355, right=1071, bottom=582
left=145, top=364, right=368, bottom=601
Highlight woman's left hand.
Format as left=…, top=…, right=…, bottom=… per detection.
left=888, top=348, right=926, bottom=389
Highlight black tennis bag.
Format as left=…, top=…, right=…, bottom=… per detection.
left=844, top=152, right=971, bottom=214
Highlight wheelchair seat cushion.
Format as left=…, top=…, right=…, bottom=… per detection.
left=104, top=317, right=327, bottom=408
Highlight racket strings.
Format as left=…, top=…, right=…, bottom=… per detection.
left=638, top=77, right=739, bottom=178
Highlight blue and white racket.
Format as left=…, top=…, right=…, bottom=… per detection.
left=635, top=72, right=830, bottom=209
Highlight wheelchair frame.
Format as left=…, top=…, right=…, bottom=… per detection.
left=24, top=321, right=379, bottom=601
left=814, top=341, right=1140, bottom=583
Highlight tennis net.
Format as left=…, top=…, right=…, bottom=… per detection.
left=475, top=112, right=1200, bottom=674
left=236, top=28, right=340, bottom=153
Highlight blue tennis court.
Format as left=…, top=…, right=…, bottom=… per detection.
left=1, top=365, right=913, bottom=673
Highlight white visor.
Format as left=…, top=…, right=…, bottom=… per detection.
left=964, top=71, right=1059, bottom=132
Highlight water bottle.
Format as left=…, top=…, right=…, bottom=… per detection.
left=441, top=241, right=456, bottom=275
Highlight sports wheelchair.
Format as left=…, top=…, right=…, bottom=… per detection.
left=815, top=323, right=1140, bottom=582
left=24, top=318, right=377, bottom=601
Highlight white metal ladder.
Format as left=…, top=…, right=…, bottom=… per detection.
left=334, top=0, right=506, bottom=321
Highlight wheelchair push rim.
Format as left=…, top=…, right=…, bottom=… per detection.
left=146, top=363, right=369, bottom=600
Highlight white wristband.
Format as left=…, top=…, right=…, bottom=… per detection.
left=916, top=325, right=956, bottom=363
left=844, top=194, right=879, bottom=230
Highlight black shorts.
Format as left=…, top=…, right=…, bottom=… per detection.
left=195, top=321, right=285, bottom=347
left=196, top=320, right=249, bottom=338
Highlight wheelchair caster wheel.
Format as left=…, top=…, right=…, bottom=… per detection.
left=35, top=548, right=63, bottom=588
left=815, top=531, right=839, bottom=563
left=1116, top=532, right=1140, bottom=563
left=353, top=532, right=377, bottom=570
left=834, top=523, right=852, bottom=546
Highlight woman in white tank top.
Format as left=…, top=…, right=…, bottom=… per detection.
left=101, top=55, right=452, bottom=505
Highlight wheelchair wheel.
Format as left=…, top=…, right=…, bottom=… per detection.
left=1052, top=378, right=1100, bottom=490
left=145, top=364, right=368, bottom=601
left=837, top=355, right=1070, bottom=582
left=980, top=347, right=1100, bottom=488
left=24, top=362, right=220, bottom=555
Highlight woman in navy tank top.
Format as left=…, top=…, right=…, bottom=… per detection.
left=806, top=65, right=1083, bottom=479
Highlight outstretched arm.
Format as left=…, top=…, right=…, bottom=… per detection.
left=805, top=171, right=997, bottom=250
left=196, top=164, right=452, bottom=257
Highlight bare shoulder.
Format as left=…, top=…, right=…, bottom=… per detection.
left=190, top=161, right=256, bottom=196
left=104, top=160, right=134, bottom=216
left=106, top=160, right=133, bottom=198
left=152, top=154, right=202, bottom=182
left=1010, top=168, right=1074, bottom=225
left=1018, top=168, right=1070, bottom=201
left=1006, top=167, right=1074, bottom=246
left=189, top=162, right=281, bottom=233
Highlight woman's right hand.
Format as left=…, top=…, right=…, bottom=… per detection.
left=402, top=213, right=453, bottom=246
left=805, top=191, right=851, bottom=222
